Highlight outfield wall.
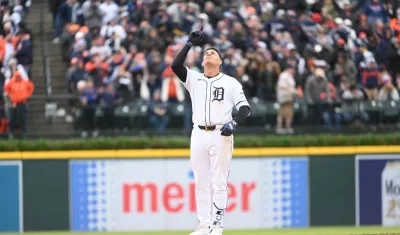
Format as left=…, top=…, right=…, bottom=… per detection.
left=0, top=147, right=399, bottom=232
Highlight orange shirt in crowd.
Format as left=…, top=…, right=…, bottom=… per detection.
left=168, top=79, right=177, bottom=98
left=85, top=61, right=109, bottom=73
left=11, top=36, right=19, bottom=49
left=0, top=38, right=5, bottom=61
left=389, top=18, right=400, bottom=40
left=162, top=66, right=178, bottom=99
left=4, top=72, right=35, bottom=105
left=0, top=35, right=20, bottom=62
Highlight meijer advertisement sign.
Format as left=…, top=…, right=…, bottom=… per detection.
left=356, top=154, right=400, bottom=226
left=70, top=157, right=309, bottom=231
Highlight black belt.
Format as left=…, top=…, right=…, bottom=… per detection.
left=198, top=125, right=216, bottom=131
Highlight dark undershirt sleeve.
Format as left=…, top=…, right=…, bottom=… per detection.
left=171, top=44, right=192, bottom=82
left=234, top=106, right=251, bottom=124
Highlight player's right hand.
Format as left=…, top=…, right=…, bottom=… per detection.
left=187, top=27, right=203, bottom=46
left=220, top=120, right=236, bottom=136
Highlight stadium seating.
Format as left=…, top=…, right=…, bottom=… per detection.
left=72, top=100, right=400, bottom=131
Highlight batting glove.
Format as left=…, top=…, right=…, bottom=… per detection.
left=187, top=27, right=203, bottom=47
left=220, top=120, right=237, bottom=136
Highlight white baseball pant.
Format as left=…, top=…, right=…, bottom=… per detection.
left=190, top=125, right=233, bottom=228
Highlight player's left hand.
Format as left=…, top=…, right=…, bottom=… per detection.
left=187, top=27, right=203, bottom=46
left=220, top=120, right=236, bottom=136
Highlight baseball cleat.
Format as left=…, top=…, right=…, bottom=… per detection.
left=209, top=226, right=223, bottom=235
left=189, top=226, right=210, bottom=235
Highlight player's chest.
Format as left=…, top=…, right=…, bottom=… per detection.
left=192, top=79, right=232, bottom=104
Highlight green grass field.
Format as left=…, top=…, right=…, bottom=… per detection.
left=2, top=227, right=400, bottom=235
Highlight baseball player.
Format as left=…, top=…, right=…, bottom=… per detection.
left=171, top=28, right=251, bottom=235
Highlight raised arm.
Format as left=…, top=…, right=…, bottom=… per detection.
left=171, top=28, right=204, bottom=83
left=171, top=44, right=191, bottom=82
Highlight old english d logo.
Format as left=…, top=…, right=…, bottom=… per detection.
left=212, top=87, right=224, bottom=102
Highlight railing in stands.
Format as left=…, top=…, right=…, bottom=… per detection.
left=40, top=6, right=52, bottom=98
left=40, top=5, right=57, bottom=124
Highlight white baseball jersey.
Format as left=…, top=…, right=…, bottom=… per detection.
left=181, top=67, right=250, bottom=126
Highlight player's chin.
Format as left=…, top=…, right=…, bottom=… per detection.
left=204, top=61, right=216, bottom=66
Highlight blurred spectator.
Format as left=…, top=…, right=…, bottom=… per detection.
left=235, top=65, right=253, bottom=97
left=82, top=0, right=104, bottom=29
left=160, top=67, right=185, bottom=103
left=142, top=27, right=166, bottom=54
left=305, top=67, right=331, bottom=125
left=53, top=0, right=80, bottom=43
left=149, top=89, right=169, bottom=133
left=49, top=0, right=64, bottom=29
left=341, top=83, right=369, bottom=125
left=4, top=71, right=34, bottom=139
left=140, top=72, right=161, bottom=101
left=379, top=71, right=399, bottom=101
left=115, top=69, right=134, bottom=103
left=72, top=31, right=87, bottom=54
left=276, top=65, right=296, bottom=134
left=100, top=17, right=127, bottom=41
left=20, top=0, right=32, bottom=16
left=84, top=53, right=109, bottom=86
left=99, top=0, right=119, bottom=25
left=388, top=37, right=400, bottom=76
left=59, top=24, right=80, bottom=63
left=364, top=0, right=388, bottom=25
left=67, top=57, right=86, bottom=93
left=98, top=83, right=120, bottom=130
left=396, top=74, right=400, bottom=92
left=90, top=36, right=112, bottom=61
left=361, top=58, right=381, bottom=100
left=322, top=0, right=338, bottom=20
left=192, top=13, right=213, bottom=36
left=14, top=31, right=32, bottom=77
left=1, top=33, right=18, bottom=66
left=79, top=79, right=99, bottom=137
left=106, top=49, right=125, bottom=82
left=3, top=57, right=29, bottom=82
left=356, top=14, right=371, bottom=36
left=333, top=52, right=357, bottom=86
left=389, top=9, right=400, bottom=38
left=322, top=82, right=342, bottom=129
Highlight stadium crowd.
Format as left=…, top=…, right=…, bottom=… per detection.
left=53, top=0, right=400, bottom=135
left=0, top=0, right=33, bottom=139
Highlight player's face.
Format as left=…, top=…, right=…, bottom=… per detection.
left=202, top=49, right=222, bottom=68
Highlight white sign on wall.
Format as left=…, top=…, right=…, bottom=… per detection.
left=70, top=157, right=308, bottom=231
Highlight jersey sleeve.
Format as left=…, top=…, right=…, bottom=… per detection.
left=181, top=67, right=201, bottom=90
left=233, top=80, right=250, bottom=110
